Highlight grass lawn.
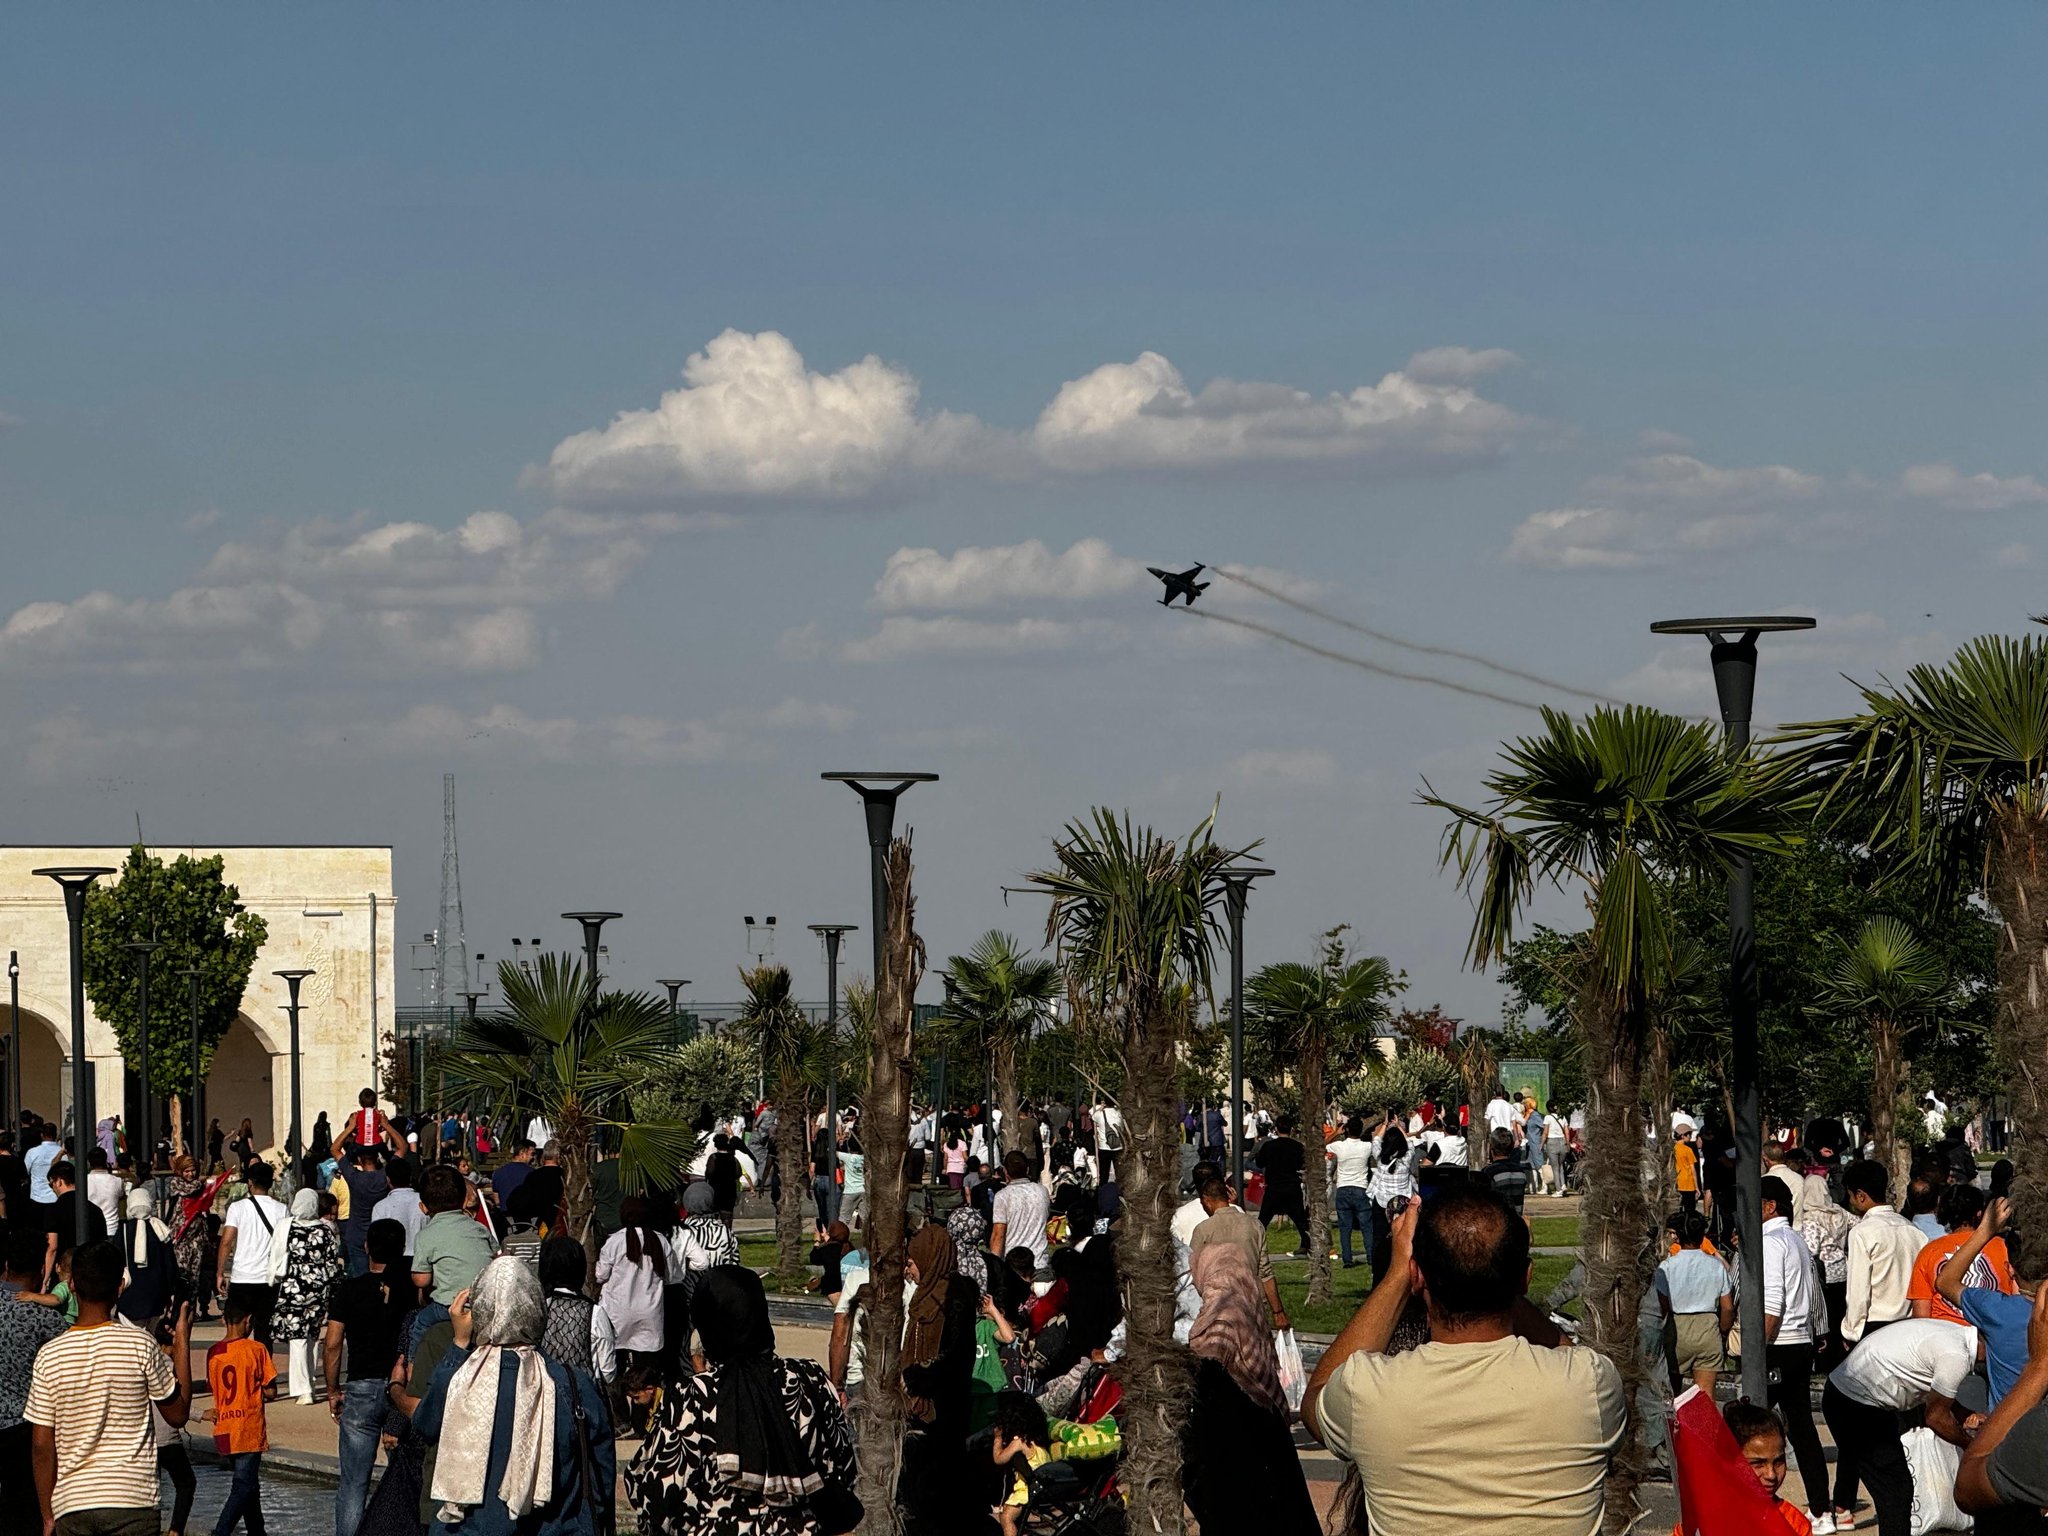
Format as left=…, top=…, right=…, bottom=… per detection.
left=1530, top=1215, right=1582, bottom=1248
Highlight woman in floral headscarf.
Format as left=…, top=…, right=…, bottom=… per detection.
left=275, top=1187, right=343, bottom=1403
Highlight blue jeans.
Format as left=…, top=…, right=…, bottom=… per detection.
left=343, top=1237, right=369, bottom=1277
left=1333, top=1187, right=1370, bottom=1267
left=216, top=1450, right=265, bottom=1536
left=335, top=1378, right=387, bottom=1536
left=812, top=1175, right=839, bottom=1227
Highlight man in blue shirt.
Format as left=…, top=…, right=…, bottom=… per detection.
left=22, top=1123, right=59, bottom=1207
left=1939, top=1194, right=2035, bottom=1410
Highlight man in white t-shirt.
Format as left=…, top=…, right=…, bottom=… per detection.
left=1823, top=1319, right=1978, bottom=1535
left=27, top=1240, right=195, bottom=1536
left=1484, top=1094, right=1515, bottom=1134
left=1424, top=1124, right=1470, bottom=1169
left=1094, top=1102, right=1125, bottom=1184
left=216, top=1160, right=290, bottom=1345
left=990, top=1152, right=1052, bottom=1275
left=1760, top=1176, right=1831, bottom=1530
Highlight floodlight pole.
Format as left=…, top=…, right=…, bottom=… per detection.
left=1221, top=867, right=1275, bottom=1197
left=35, top=866, right=114, bottom=1252
left=1650, top=615, right=1813, bottom=1405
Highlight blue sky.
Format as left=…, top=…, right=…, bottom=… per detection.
left=6, top=7, right=2046, bottom=1018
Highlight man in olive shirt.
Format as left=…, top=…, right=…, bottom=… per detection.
left=1303, top=1187, right=1624, bottom=1535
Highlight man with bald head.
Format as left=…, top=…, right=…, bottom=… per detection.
left=1302, top=1186, right=1625, bottom=1535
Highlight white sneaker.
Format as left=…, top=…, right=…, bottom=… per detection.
left=1808, top=1513, right=1836, bottom=1535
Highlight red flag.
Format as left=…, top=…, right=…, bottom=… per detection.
left=1671, top=1387, right=1791, bottom=1536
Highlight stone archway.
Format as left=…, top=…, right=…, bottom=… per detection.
left=5, top=1005, right=68, bottom=1127
left=208, top=1013, right=278, bottom=1152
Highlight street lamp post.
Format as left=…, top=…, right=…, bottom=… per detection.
left=121, top=938, right=161, bottom=1173
left=179, top=968, right=203, bottom=1163
left=561, top=913, right=621, bottom=1011
left=1220, top=866, right=1275, bottom=1197
left=657, top=978, right=692, bottom=1043
left=274, top=969, right=315, bottom=1175
left=808, top=925, right=857, bottom=1189
left=1649, top=614, right=1813, bottom=1405
left=35, top=866, right=115, bottom=1252
left=461, top=991, right=487, bottom=1023
left=8, top=951, right=20, bottom=1138
left=821, top=775, right=938, bottom=1004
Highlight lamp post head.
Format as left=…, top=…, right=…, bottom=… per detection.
left=34, top=867, right=116, bottom=916
left=121, top=938, right=161, bottom=957
left=1650, top=615, right=1814, bottom=737
left=823, top=772, right=937, bottom=848
left=561, top=911, right=622, bottom=947
left=8, top=952, right=17, bottom=980
left=656, top=978, right=691, bottom=990
left=273, top=968, right=315, bottom=1007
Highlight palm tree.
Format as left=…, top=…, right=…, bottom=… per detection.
left=935, top=930, right=1062, bottom=1158
left=854, top=837, right=925, bottom=1536
left=1426, top=705, right=1807, bottom=1531
left=1457, top=1028, right=1500, bottom=1167
left=445, top=954, right=695, bottom=1262
left=1810, top=916, right=1952, bottom=1192
left=1779, top=633, right=2048, bottom=1243
left=1029, top=806, right=1254, bottom=1536
left=732, top=963, right=826, bottom=1290
left=1246, top=926, right=1403, bottom=1307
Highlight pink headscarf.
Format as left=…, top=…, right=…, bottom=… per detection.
left=1188, top=1242, right=1286, bottom=1416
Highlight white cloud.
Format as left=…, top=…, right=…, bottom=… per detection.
left=0, top=505, right=696, bottom=676
left=1401, top=347, right=1521, bottom=385
left=1029, top=350, right=1525, bottom=475
left=1586, top=454, right=1822, bottom=504
left=532, top=330, right=1529, bottom=506
left=1901, top=463, right=2048, bottom=512
left=321, top=694, right=852, bottom=766
left=1508, top=452, right=1829, bottom=573
left=1636, top=428, right=1695, bottom=452
left=839, top=615, right=1121, bottom=663
left=1503, top=508, right=1652, bottom=570
left=1997, top=542, right=2033, bottom=568
left=1224, top=748, right=1339, bottom=787
left=182, top=508, right=224, bottom=533
left=23, top=714, right=208, bottom=784
left=873, top=538, right=1142, bottom=610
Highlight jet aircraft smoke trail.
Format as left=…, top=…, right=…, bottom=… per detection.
left=1173, top=605, right=1546, bottom=713
left=1211, top=566, right=1623, bottom=706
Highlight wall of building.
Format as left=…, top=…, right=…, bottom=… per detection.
left=0, top=847, right=396, bottom=1155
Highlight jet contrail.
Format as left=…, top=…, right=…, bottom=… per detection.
left=1211, top=566, right=1625, bottom=706
left=1173, top=605, right=1544, bottom=713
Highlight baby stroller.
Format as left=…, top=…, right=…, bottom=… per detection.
left=1024, top=1364, right=1125, bottom=1536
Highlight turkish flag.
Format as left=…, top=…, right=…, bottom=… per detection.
left=1671, top=1387, right=1792, bottom=1536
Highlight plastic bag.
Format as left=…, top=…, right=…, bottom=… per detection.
left=1273, top=1327, right=1307, bottom=1413
left=1904, top=1426, right=1972, bottom=1535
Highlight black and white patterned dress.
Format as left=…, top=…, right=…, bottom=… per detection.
left=626, top=1355, right=857, bottom=1536
left=272, top=1221, right=342, bottom=1342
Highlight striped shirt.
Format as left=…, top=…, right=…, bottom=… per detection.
left=1367, top=1142, right=1416, bottom=1205
left=23, top=1320, right=176, bottom=1517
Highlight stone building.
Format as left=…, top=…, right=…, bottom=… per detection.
left=0, top=846, right=397, bottom=1154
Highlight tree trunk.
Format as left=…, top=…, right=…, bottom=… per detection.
left=775, top=1067, right=811, bottom=1290
left=1301, top=1046, right=1334, bottom=1307
left=1646, top=1025, right=1675, bottom=1217
left=1460, top=1031, right=1498, bottom=1168
left=1870, top=1014, right=1909, bottom=1198
left=854, top=837, right=923, bottom=1536
left=1989, top=808, right=2048, bottom=1264
left=1578, top=983, right=1653, bottom=1535
left=995, top=1032, right=1024, bottom=1159
left=168, top=1096, right=185, bottom=1163
left=559, top=1103, right=598, bottom=1270
left=1114, top=997, right=1196, bottom=1536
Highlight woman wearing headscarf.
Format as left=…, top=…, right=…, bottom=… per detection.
left=897, top=1222, right=980, bottom=1532
left=682, top=1181, right=741, bottom=1274
left=115, top=1185, right=181, bottom=1328
left=1181, top=1242, right=1318, bottom=1534
left=946, top=1205, right=992, bottom=1297
left=414, top=1256, right=616, bottom=1536
left=627, top=1267, right=857, bottom=1536
left=275, top=1185, right=345, bottom=1402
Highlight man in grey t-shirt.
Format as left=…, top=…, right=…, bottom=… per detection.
left=989, top=1152, right=1051, bottom=1275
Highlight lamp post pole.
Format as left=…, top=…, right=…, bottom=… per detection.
left=822, top=775, right=938, bottom=1012
left=274, top=969, right=315, bottom=1176
left=657, top=979, right=691, bottom=1042
left=562, top=914, right=621, bottom=1013
left=35, top=867, right=115, bottom=1251
left=179, top=968, right=203, bottom=1163
left=1220, top=866, right=1275, bottom=1198
left=8, top=952, right=19, bottom=1139
left=808, top=925, right=857, bottom=1190
left=122, top=939, right=161, bottom=1173
left=1650, top=614, right=1813, bottom=1405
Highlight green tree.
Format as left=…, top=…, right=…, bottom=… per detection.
left=82, top=844, right=268, bottom=1157
left=1028, top=805, right=1254, bottom=1536
left=629, top=1036, right=754, bottom=1133
left=1427, top=705, right=1809, bottom=1530
left=732, top=963, right=826, bottom=1290
left=1811, top=917, right=1956, bottom=1192
left=1246, top=927, right=1404, bottom=1307
left=444, top=955, right=693, bottom=1263
left=933, top=931, right=1061, bottom=1158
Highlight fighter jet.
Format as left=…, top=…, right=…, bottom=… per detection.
left=1148, top=564, right=1210, bottom=607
